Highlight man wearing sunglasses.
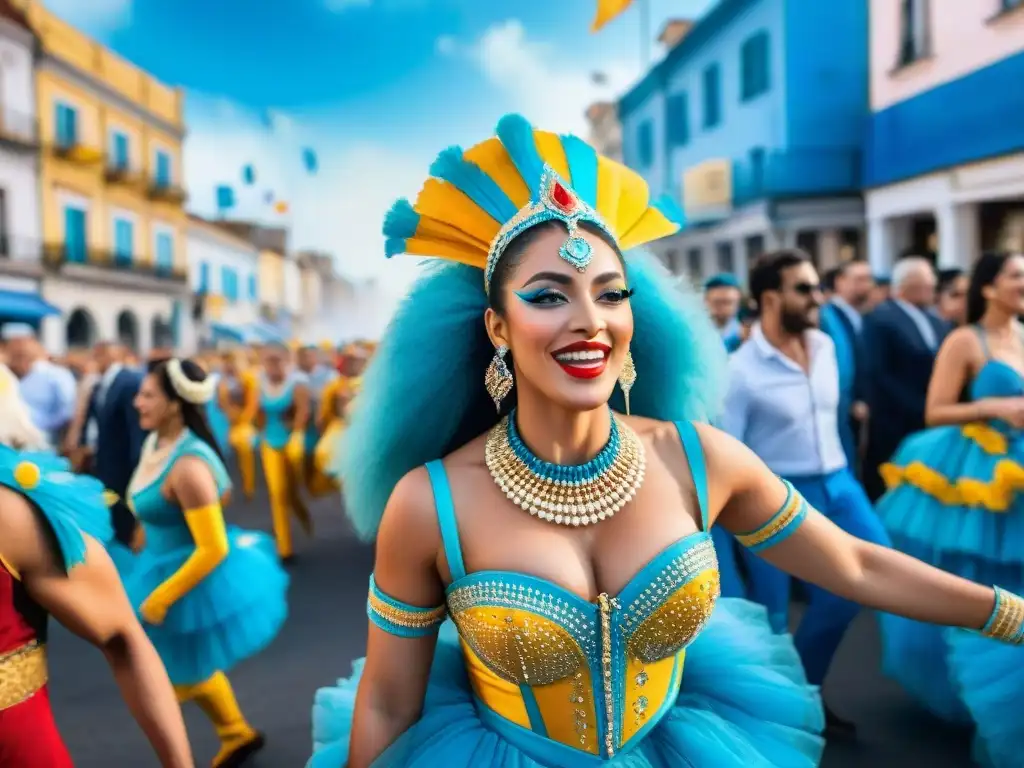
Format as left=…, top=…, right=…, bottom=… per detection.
left=720, top=249, right=891, bottom=739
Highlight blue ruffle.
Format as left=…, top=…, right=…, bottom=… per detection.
left=948, top=630, right=1024, bottom=768
left=308, top=598, right=824, bottom=767
left=877, top=424, right=1024, bottom=585
left=122, top=527, right=288, bottom=686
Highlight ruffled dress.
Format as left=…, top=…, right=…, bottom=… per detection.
left=877, top=345, right=1024, bottom=764
left=119, top=431, right=289, bottom=685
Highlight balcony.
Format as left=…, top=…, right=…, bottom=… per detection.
left=0, top=108, right=38, bottom=151
left=731, top=147, right=862, bottom=207
left=43, top=243, right=187, bottom=282
left=147, top=179, right=188, bottom=205
left=50, top=139, right=104, bottom=166
left=104, top=158, right=142, bottom=186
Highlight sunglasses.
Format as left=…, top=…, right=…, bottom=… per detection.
left=790, top=282, right=823, bottom=296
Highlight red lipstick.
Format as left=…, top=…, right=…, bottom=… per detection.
left=551, top=341, right=611, bottom=380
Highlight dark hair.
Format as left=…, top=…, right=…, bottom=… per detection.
left=822, top=266, right=840, bottom=292
left=748, top=249, right=811, bottom=308
left=937, top=267, right=964, bottom=294
left=966, top=252, right=1014, bottom=325
left=148, top=358, right=226, bottom=464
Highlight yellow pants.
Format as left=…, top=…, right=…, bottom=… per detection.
left=259, top=442, right=311, bottom=559
left=174, top=671, right=262, bottom=767
left=227, top=423, right=257, bottom=499
left=307, top=419, right=342, bottom=497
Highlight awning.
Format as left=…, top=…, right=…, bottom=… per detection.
left=209, top=321, right=246, bottom=344
left=246, top=321, right=287, bottom=343
left=0, top=289, right=61, bottom=323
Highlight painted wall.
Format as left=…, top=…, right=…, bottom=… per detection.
left=186, top=220, right=259, bottom=326
left=870, top=0, right=1024, bottom=111
left=258, top=249, right=284, bottom=308
left=0, top=20, right=40, bottom=260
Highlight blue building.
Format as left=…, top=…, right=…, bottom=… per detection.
left=618, top=0, right=868, bottom=286
left=863, top=0, right=1024, bottom=274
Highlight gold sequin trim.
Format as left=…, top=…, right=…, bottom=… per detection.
left=367, top=591, right=446, bottom=631
left=983, top=588, right=1024, bottom=644
left=596, top=593, right=618, bottom=758
left=0, top=641, right=47, bottom=711
left=735, top=486, right=804, bottom=549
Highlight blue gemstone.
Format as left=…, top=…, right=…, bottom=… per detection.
left=559, top=236, right=592, bottom=271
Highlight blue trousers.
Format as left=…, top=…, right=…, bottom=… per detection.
left=742, top=467, right=891, bottom=686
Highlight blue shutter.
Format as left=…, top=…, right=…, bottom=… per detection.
left=113, top=132, right=129, bottom=169
left=741, top=32, right=770, bottom=101
left=156, top=151, right=171, bottom=187
left=637, top=121, right=653, bottom=167
left=199, top=261, right=209, bottom=292
left=55, top=103, right=78, bottom=147
left=249, top=273, right=257, bottom=300
left=156, top=233, right=173, bottom=271
left=703, top=64, right=721, bottom=128
left=114, top=218, right=133, bottom=265
left=665, top=93, right=689, bottom=146
left=63, top=207, right=87, bottom=263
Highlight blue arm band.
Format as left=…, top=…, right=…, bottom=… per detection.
left=366, top=574, right=446, bottom=638
left=734, top=479, right=808, bottom=553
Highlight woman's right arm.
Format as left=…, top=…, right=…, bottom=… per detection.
left=0, top=490, right=193, bottom=768
left=349, top=467, right=446, bottom=768
left=925, top=328, right=997, bottom=426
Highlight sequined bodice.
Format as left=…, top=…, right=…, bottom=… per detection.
left=446, top=532, right=720, bottom=758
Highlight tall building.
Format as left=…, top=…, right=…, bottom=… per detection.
left=16, top=0, right=189, bottom=354
left=864, top=0, right=1024, bottom=272
left=618, top=0, right=868, bottom=285
left=585, top=102, right=622, bottom=163
left=0, top=0, right=56, bottom=331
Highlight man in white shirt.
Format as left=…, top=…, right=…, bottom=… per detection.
left=722, top=249, right=891, bottom=738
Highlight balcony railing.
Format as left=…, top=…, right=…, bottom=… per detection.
left=50, top=140, right=104, bottom=166
left=104, top=159, right=141, bottom=185
left=147, top=179, right=188, bottom=204
left=731, top=147, right=861, bottom=207
left=0, top=108, right=38, bottom=150
left=43, top=243, right=187, bottom=282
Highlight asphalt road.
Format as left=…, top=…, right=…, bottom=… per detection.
left=48, top=482, right=975, bottom=767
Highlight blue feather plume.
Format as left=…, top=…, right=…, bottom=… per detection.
left=335, top=252, right=727, bottom=541
left=495, top=114, right=546, bottom=198
left=382, top=198, right=420, bottom=241
left=559, top=134, right=599, bottom=207
left=651, top=194, right=687, bottom=228
left=383, top=237, right=407, bottom=259
left=429, top=146, right=518, bottom=223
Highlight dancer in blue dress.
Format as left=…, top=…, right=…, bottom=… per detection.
left=877, top=251, right=1024, bottom=765
left=310, top=115, right=1024, bottom=768
left=124, top=357, right=289, bottom=767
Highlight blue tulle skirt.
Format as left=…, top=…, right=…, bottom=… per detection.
left=121, top=527, right=289, bottom=686
left=308, top=599, right=824, bottom=767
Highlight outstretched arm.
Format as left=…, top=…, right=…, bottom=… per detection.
left=702, top=425, right=1005, bottom=636
left=0, top=489, right=193, bottom=767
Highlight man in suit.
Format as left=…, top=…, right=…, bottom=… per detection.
left=819, top=260, right=874, bottom=473
left=83, top=340, right=147, bottom=547
left=862, top=257, right=949, bottom=500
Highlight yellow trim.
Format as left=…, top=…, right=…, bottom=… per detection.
left=0, top=641, right=47, bottom=711
left=0, top=552, right=19, bottom=581
left=735, top=489, right=803, bottom=549
left=881, top=459, right=1024, bottom=512
left=962, top=422, right=1008, bottom=454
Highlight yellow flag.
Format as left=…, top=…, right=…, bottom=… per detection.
left=591, top=0, right=635, bottom=32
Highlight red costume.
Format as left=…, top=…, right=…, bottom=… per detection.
left=0, top=559, right=72, bottom=767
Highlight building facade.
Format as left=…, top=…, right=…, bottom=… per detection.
left=585, top=102, right=622, bottom=163
left=0, top=1, right=53, bottom=331
left=186, top=214, right=261, bottom=349
left=295, top=250, right=330, bottom=343
left=618, top=0, right=868, bottom=286
left=864, top=0, right=1024, bottom=273
left=17, top=1, right=188, bottom=355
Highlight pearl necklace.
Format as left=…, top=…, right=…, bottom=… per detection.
left=485, top=409, right=645, bottom=527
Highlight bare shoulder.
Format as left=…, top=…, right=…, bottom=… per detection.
left=943, top=325, right=982, bottom=353
left=168, top=454, right=218, bottom=507
left=0, top=486, right=52, bottom=573
left=444, top=431, right=489, bottom=470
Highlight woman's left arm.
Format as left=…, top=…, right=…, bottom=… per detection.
left=139, top=456, right=229, bottom=626
left=292, top=383, right=311, bottom=433
left=702, top=425, right=1012, bottom=639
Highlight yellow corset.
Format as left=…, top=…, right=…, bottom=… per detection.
left=446, top=534, right=720, bottom=759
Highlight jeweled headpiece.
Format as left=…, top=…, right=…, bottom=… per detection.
left=382, top=114, right=683, bottom=290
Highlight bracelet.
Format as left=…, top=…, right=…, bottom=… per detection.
left=980, top=586, right=1024, bottom=644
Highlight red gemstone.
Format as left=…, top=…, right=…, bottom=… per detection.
left=551, top=181, right=574, bottom=211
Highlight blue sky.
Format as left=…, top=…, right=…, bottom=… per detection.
left=45, top=0, right=714, bottom=291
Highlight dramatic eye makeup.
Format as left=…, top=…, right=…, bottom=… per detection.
left=514, top=286, right=634, bottom=306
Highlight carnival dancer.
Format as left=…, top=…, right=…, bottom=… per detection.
left=878, top=251, right=1024, bottom=765
left=124, top=358, right=289, bottom=767
left=297, top=344, right=340, bottom=496
left=0, top=363, right=193, bottom=767
left=307, top=115, right=1023, bottom=768
left=216, top=350, right=260, bottom=500
left=257, top=342, right=313, bottom=560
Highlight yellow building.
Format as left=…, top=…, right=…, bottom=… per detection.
left=16, top=0, right=189, bottom=354
left=258, top=248, right=285, bottom=316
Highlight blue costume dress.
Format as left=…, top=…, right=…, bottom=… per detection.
left=308, top=421, right=824, bottom=767
left=877, top=326, right=1024, bottom=765
left=120, top=430, right=288, bottom=686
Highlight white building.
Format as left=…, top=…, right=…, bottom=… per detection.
left=282, top=253, right=302, bottom=337
left=186, top=214, right=260, bottom=348
left=0, top=3, right=51, bottom=330
left=865, top=1, right=1024, bottom=272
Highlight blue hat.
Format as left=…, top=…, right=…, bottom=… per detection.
left=703, top=273, right=739, bottom=291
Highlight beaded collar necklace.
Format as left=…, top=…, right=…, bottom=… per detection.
left=484, top=408, right=646, bottom=527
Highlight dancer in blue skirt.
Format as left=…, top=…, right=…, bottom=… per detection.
left=310, top=115, right=1024, bottom=768
left=126, top=357, right=289, bottom=767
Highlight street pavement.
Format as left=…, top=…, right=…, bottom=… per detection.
left=48, top=483, right=975, bottom=767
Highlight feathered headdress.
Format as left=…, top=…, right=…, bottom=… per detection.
left=382, top=113, right=683, bottom=283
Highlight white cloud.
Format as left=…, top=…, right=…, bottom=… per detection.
left=44, top=0, right=133, bottom=36
left=325, top=0, right=372, bottom=11
left=440, top=20, right=640, bottom=136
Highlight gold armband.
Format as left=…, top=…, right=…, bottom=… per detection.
left=366, top=574, right=446, bottom=638
left=734, top=479, right=808, bottom=552
left=980, top=586, right=1024, bottom=645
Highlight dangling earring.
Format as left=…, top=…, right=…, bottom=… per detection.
left=485, top=345, right=514, bottom=412
left=618, top=348, right=637, bottom=416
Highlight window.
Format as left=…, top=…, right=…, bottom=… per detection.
left=113, top=217, right=133, bottom=265
left=155, top=150, right=172, bottom=187
left=745, top=235, right=765, bottom=264
left=665, top=93, right=689, bottom=146
left=221, top=266, right=239, bottom=302
left=155, top=231, right=174, bottom=271
left=110, top=131, right=129, bottom=170
left=636, top=121, right=654, bottom=167
left=715, top=242, right=734, bottom=273
left=63, top=206, right=87, bottom=263
left=54, top=102, right=78, bottom=148
left=198, top=261, right=209, bottom=293
left=897, top=0, right=930, bottom=67
left=702, top=64, right=721, bottom=129
left=686, top=248, right=703, bottom=279
left=740, top=32, right=770, bottom=101
left=248, top=273, right=258, bottom=300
